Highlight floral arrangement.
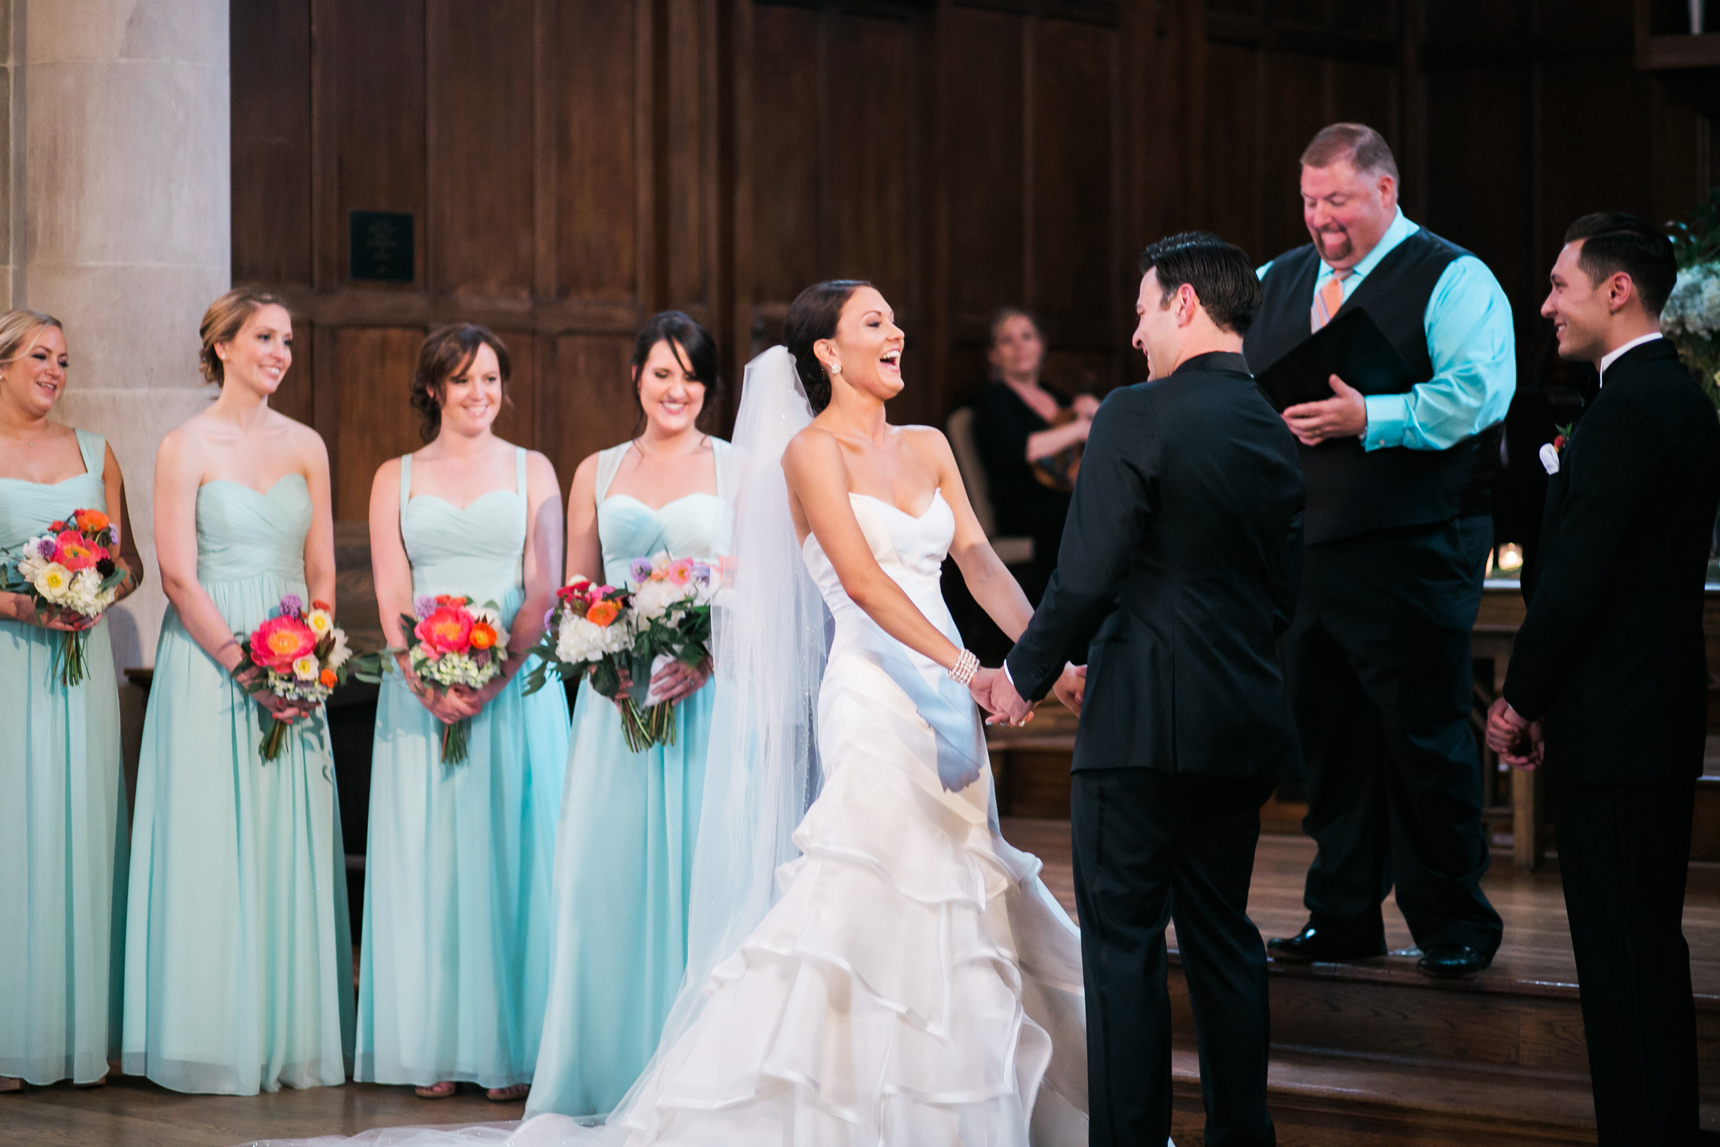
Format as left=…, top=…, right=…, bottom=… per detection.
left=232, top=594, right=357, bottom=760
left=2, top=507, right=126, bottom=686
left=523, top=553, right=716, bottom=752
left=394, top=594, right=509, bottom=764
left=1664, top=187, right=1720, bottom=416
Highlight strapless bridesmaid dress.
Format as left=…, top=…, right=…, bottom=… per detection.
left=0, top=430, right=127, bottom=1086
left=525, top=440, right=734, bottom=1118
left=356, top=448, right=570, bottom=1089
left=122, top=474, right=354, bottom=1094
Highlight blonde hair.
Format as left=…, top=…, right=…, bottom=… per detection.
left=199, top=287, right=288, bottom=386
left=0, top=309, right=63, bottom=369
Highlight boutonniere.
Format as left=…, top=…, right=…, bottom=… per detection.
left=1537, top=422, right=1573, bottom=475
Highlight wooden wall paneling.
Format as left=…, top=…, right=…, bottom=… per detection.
left=1030, top=18, right=1118, bottom=348
left=945, top=6, right=1026, bottom=340
left=532, top=0, right=557, bottom=302
left=1266, top=0, right=1327, bottom=26
left=231, top=0, right=313, bottom=287
left=333, top=327, right=427, bottom=521
left=550, top=334, right=644, bottom=484
left=664, top=0, right=718, bottom=324
left=333, top=0, right=427, bottom=291
left=312, top=322, right=340, bottom=498
left=273, top=320, right=316, bottom=429
left=823, top=11, right=916, bottom=300
left=554, top=0, right=649, bottom=309
left=491, top=332, right=538, bottom=452
left=425, top=0, right=537, bottom=301
left=743, top=6, right=822, bottom=307
left=1200, top=40, right=1266, bottom=260
left=1258, top=50, right=1329, bottom=259
left=1330, top=61, right=1399, bottom=156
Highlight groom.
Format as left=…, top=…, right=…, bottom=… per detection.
left=974, top=231, right=1304, bottom=1147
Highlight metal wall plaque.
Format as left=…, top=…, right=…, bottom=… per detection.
left=349, top=210, right=415, bottom=282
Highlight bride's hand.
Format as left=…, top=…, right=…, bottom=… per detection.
left=649, top=658, right=710, bottom=706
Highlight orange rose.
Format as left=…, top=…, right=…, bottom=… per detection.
left=469, top=621, right=498, bottom=650
left=587, top=600, right=620, bottom=627
left=319, top=668, right=338, bottom=687
left=311, top=599, right=332, bottom=613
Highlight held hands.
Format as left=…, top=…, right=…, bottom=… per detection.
left=1282, top=374, right=1367, bottom=447
left=969, top=666, right=1034, bottom=727
left=610, top=658, right=711, bottom=715
left=1485, top=696, right=1545, bottom=770
left=0, top=591, right=94, bottom=631
left=233, top=664, right=312, bottom=724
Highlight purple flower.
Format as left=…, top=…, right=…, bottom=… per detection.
left=105, top=525, right=120, bottom=546
left=630, top=557, right=654, bottom=584
left=279, top=593, right=304, bottom=616
left=692, top=562, right=712, bottom=585
left=30, top=536, right=55, bottom=560
left=543, top=607, right=556, bottom=630
left=414, top=595, right=437, bottom=620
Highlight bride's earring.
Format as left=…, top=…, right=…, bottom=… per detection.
left=830, top=363, right=842, bottom=374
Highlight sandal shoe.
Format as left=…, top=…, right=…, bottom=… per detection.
left=485, top=1084, right=530, bottom=1102
left=0, top=1077, right=21, bottom=1093
left=414, top=1081, right=457, bottom=1099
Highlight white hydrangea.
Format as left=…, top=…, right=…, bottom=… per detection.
left=1663, top=261, right=1720, bottom=341
left=555, top=613, right=631, bottom=665
left=411, top=647, right=496, bottom=689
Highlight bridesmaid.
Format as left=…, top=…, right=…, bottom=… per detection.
left=0, top=311, right=141, bottom=1090
left=527, top=311, right=734, bottom=1118
left=357, top=325, right=569, bottom=1102
left=123, top=289, right=354, bottom=1094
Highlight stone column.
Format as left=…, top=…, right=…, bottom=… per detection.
left=9, top=0, right=230, bottom=672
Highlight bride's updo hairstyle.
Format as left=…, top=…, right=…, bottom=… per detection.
left=784, top=279, right=869, bottom=414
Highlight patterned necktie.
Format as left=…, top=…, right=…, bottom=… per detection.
left=1311, top=271, right=1349, bottom=332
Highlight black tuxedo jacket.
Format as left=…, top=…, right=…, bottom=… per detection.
left=1503, top=338, right=1720, bottom=784
left=1005, top=352, right=1306, bottom=779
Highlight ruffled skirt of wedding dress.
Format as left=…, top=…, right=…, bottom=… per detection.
left=245, top=652, right=1091, bottom=1147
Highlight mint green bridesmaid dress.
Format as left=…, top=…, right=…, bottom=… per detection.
left=525, top=439, right=733, bottom=1118
left=0, top=430, right=127, bottom=1085
left=356, top=447, right=570, bottom=1089
left=122, top=473, right=354, bottom=1094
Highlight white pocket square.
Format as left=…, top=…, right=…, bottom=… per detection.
left=1538, top=442, right=1560, bottom=475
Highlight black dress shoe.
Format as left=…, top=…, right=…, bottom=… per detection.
left=1417, top=943, right=1491, bottom=979
left=1266, top=921, right=1387, bottom=962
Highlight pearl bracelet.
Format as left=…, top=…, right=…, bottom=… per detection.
left=947, top=648, right=980, bottom=687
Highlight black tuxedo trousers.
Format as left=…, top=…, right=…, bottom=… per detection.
left=1285, top=515, right=1504, bottom=953
left=1072, top=769, right=1278, bottom=1147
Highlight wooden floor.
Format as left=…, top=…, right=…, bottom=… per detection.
left=7, top=823, right=1719, bottom=1147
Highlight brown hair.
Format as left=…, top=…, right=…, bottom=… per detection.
left=1300, top=122, right=1399, bottom=182
left=411, top=323, right=512, bottom=443
left=987, top=306, right=1042, bottom=349
left=784, top=280, right=869, bottom=414
left=199, top=287, right=288, bottom=386
left=0, top=310, right=63, bottom=369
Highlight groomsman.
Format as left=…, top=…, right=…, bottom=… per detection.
left=1489, top=214, right=1720, bottom=1146
left=1246, top=123, right=1513, bottom=978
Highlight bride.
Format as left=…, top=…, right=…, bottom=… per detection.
left=250, top=281, right=1092, bottom=1146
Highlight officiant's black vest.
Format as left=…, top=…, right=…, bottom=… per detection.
left=1245, top=229, right=1498, bottom=545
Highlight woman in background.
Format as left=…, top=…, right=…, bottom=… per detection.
left=358, top=325, right=568, bottom=1102
left=971, top=308, right=1098, bottom=601
left=0, top=311, right=141, bottom=1091
left=123, top=288, right=353, bottom=1094
left=526, top=311, right=734, bottom=1119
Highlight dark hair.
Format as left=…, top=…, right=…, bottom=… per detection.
left=1137, top=231, right=1262, bottom=335
left=411, top=323, right=511, bottom=443
left=785, top=280, right=869, bottom=414
left=1563, top=212, right=1678, bottom=317
left=1300, top=122, right=1398, bottom=182
left=200, top=287, right=288, bottom=386
left=988, top=306, right=1041, bottom=348
left=630, top=311, right=722, bottom=429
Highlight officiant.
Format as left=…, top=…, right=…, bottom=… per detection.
left=1245, top=123, right=1516, bottom=979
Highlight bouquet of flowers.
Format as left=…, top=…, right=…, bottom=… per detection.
left=524, top=553, right=715, bottom=752
left=1665, top=187, right=1720, bottom=417
left=395, top=594, right=509, bottom=765
left=232, top=594, right=358, bottom=760
left=2, top=508, right=127, bottom=686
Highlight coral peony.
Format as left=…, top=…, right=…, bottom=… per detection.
left=252, top=615, right=318, bottom=671
left=416, top=605, right=474, bottom=654
left=586, top=599, right=620, bottom=627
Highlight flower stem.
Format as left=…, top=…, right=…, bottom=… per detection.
left=259, top=716, right=288, bottom=761
left=442, top=718, right=471, bottom=765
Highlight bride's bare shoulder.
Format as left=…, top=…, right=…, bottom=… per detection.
left=896, top=423, right=956, bottom=463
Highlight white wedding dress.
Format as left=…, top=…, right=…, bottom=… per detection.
left=579, top=488, right=1089, bottom=1144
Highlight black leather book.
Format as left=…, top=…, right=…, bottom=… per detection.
left=1254, top=306, right=1418, bottom=411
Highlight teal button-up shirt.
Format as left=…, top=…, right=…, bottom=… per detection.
left=1257, top=208, right=1516, bottom=453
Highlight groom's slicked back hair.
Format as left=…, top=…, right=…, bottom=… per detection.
left=1139, top=232, right=1262, bottom=335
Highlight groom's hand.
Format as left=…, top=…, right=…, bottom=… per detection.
left=1052, top=663, right=1086, bottom=716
